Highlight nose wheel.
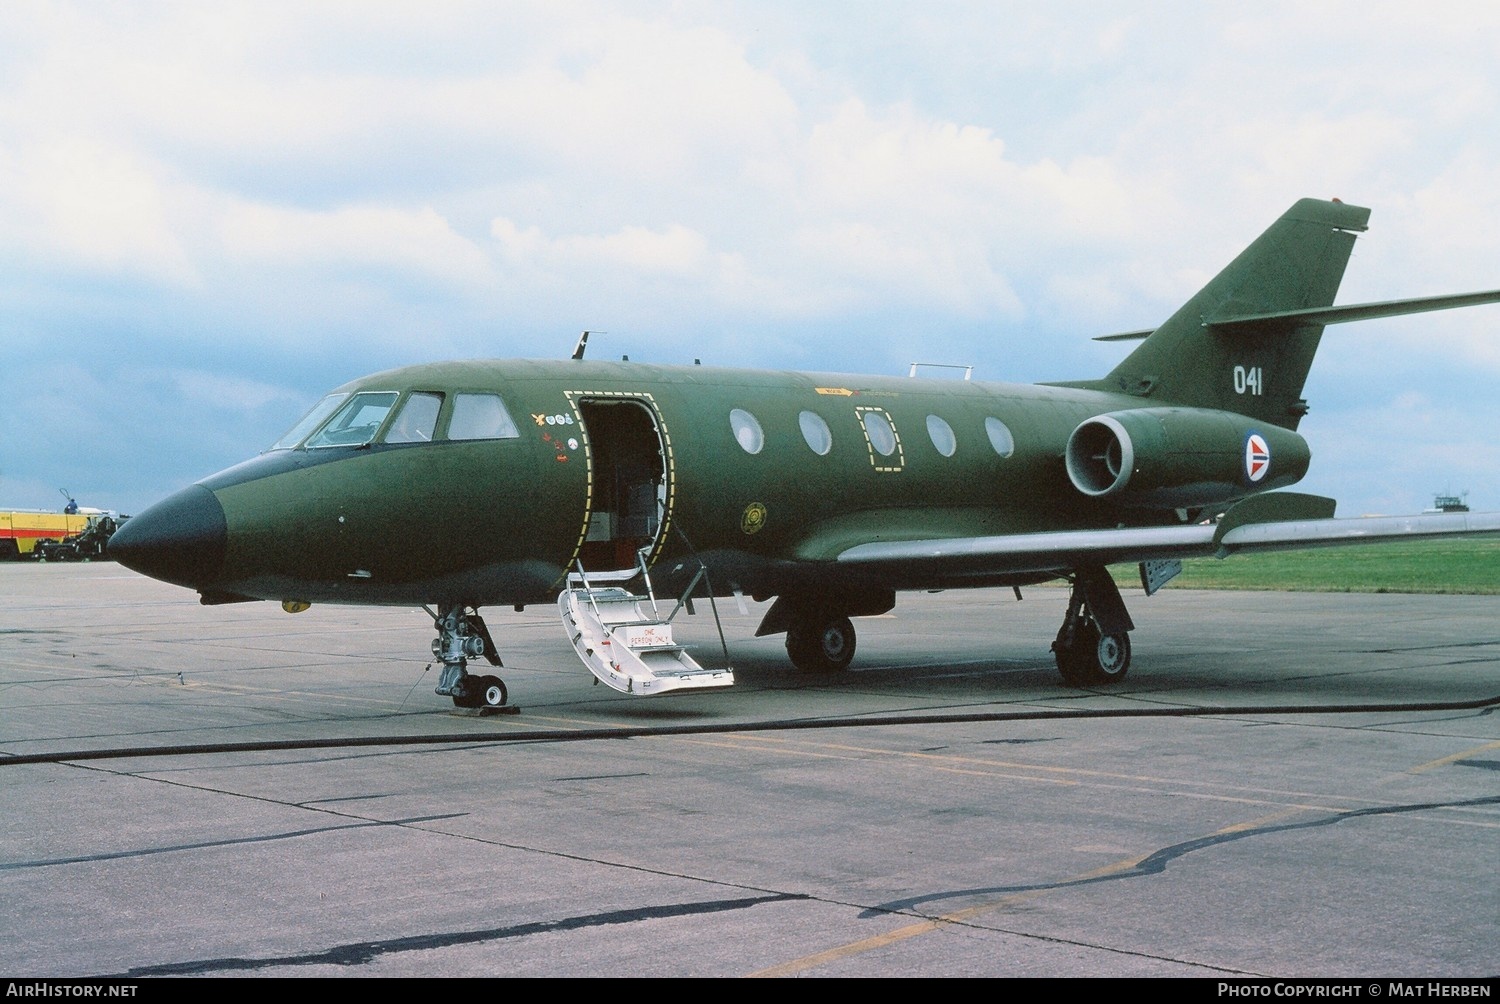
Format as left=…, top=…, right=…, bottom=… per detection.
left=429, top=604, right=513, bottom=711
left=451, top=673, right=508, bottom=709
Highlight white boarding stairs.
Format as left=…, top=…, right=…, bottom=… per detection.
left=560, top=550, right=734, bottom=696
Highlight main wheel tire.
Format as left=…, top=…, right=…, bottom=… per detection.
left=1054, top=622, right=1130, bottom=686
left=1053, top=637, right=1087, bottom=686
left=786, top=614, right=856, bottom=672
left=1091, top=629, right=1131, bottom=683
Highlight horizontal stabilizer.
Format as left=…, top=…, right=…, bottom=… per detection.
left=1206, top=288, right=1500, bottom=333
left=1093, top=328, right=1155, bottom=343
left=1094, top=288, right=1500, bottom=342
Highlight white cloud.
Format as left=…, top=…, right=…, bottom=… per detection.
left=0, top=138, right=197, bottom=284
left=491, top=218, right=708, bottom=275
left=221, top=202, right=494, bottom=287
left=169, top=369, right=299, bottom=414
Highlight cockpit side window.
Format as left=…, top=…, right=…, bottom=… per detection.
left=447, top=393, right=520, bottom=440
left=305, top=391, right=399, bottom=449
left=268, top=393, right=348, bottom=451
left=383, top=392, right=443, bottom=444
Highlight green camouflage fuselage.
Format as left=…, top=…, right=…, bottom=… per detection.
left=188, top=357, right=1297, bottom=607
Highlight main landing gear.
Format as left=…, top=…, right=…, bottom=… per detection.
left=785, top=612, right=857, bottom=673
left=429, top=604, right=511, bottom=710
left=1051, top=568, right=1133, bottom=687
left=755, top=587, right=894, bottom=674
left=757, top=579, right=1134, bottom=688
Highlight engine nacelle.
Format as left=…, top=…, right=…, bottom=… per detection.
left=1065, top=407, right=1310, bottom=508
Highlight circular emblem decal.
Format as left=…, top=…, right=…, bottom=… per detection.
left=1244, top=432, right=1271, bottom=483
left=741, top=502, right=767, bottom=535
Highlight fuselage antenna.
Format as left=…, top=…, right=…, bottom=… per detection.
left=908, top=362, right=974, bottom=380
left=571, top=330, right=605, bottom=360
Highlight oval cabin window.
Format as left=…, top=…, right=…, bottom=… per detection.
left=730, top=409, right=764, bottom=454
left=799, top=411, right=832, bottom=455
left=926, top=415, right=957, bottom=457
left=862, top=410, right=897, bottom=457
left=985, top=416, right=1015, bottom=458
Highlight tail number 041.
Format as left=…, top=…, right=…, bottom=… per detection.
left=1233, top=365, right=1264, bottom=396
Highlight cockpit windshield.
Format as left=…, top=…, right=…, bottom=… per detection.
left=304, top=392, right=400, bottom=449
left=266, top=387, right=523, bottom=451
left=267, top=393, right=348, bottom=451
left=384, top=392, right=443, bottom=443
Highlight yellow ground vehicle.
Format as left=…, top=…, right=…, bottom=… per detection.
left=0, top=510, right=91, bottom=559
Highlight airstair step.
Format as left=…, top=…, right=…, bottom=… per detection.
left=559, top=584, right=733, bottom=696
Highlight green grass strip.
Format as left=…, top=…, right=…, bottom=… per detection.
left=1119, top=538, right=1500, bottom=594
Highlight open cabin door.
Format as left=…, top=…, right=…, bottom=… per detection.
left=576, top=398, right=667, bottom=573
left=560, top=395, right=733, bottom=695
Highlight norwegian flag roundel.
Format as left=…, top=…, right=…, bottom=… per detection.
left=1244, top=432, right=1271, bottom=483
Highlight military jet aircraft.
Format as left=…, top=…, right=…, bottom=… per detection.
left=109, top=198, right=1500, bottom=708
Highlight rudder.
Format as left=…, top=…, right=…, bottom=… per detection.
left=1100, top=198, right=1370, bottom=430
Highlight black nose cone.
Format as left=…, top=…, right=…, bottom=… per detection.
left=109, top=485, right=227, bottom=589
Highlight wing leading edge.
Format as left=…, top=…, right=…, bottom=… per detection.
left=835, top=503, right=1500, bottom=579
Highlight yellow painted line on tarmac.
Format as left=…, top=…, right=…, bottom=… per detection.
left=156, top=679, right=413, bottom=710
left=679, top=733, right=1082, bottom=778
left=748, top=806, right=1314, bottom=978
left=691, top=734, right=1388, bottom=810
left=747, top=854, right=1158, bottom=978
left=924, top=763, right=1078, bottom=785
left=682, top=735, right=875, bottom=763
left=1211, top=805, right=1310, bottom=834
left=1401, top=739, right=1500, bottom=776
left=508, top=727, right=1412, bottom=810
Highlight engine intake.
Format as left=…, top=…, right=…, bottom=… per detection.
left=1065, top=407, right=1310, bottom=508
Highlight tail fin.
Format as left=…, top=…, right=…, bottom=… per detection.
left=1098, top=198, right=1370, bottom=429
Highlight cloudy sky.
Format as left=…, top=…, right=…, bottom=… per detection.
left=4, top=1, right=1498, bottom=519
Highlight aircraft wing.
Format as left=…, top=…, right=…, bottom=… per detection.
left=835, top=507, right=1500, bottom=579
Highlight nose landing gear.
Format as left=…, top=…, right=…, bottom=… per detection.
left=429, top=604, right=512, bottom=711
